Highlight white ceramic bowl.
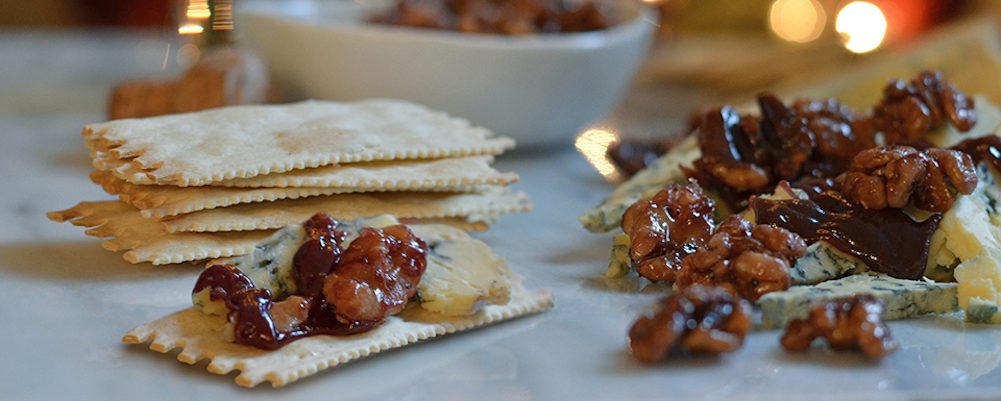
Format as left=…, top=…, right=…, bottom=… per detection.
left=237, top=0, right=655, bottom=148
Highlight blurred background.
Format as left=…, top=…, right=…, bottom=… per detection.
left=4, top=0, right=998, bottom=105
left=7, top=0, right=1001, bottom=168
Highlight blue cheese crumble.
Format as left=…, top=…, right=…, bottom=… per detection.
left=757, top=273, right=958, bottom=329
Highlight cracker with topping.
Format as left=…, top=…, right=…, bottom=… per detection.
left=123, top=217, right=553, bottom=387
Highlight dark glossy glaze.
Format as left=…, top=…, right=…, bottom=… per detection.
left=751, top=192, right=941, bottom=279
left=193, top=264, right=375, bottom=350
left=952, top=135, right=1001, bottom=174
left=191, top=213, right=423, bottom=350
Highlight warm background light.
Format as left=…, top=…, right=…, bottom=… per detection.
left=769, top=0, right=826, bottom=43
left=575, top=129, right=621, bottom=182
left=177, top=22, right=204, bottom=35
left=185, top=0, right=210, bottom=19
left=836, top=1, right=888, bottom=53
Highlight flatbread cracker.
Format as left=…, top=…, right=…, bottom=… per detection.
left=84, top=100, right=515, bottom=186
left=47, top=201, right=493, bottom=265
left=92, top=148, right=517, bottom=189
left=213, top=156, right=518, bottom=188
left=160, top=187, right=532, bottom=233
left=47, top=201, right=272, bottom=265
left=123, top=282, right=553, bottom=387
left=91, top=171, right=349, bottom=218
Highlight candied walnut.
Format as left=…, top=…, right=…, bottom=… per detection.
left=322, top=225, right=428, bottom=324
left=693, top=106, right=772, bottom=192
left=628, top=285, right=751, bottom=362
left=836, top=145, right=977, bottom=212
left=873, top=70, right=976, bottom=144
left=758, top=94, right=815, bottom=180
left=675, top=216, right=805, bottom=301
left=781, top=295, right=898, bottom=359
left=688, top=72, right=973, bottom=212
left=607, top=113, right=700, bottom=178
left=270, top=295, right=312, bottom=332
left=690, top=94, right=871, bottom=210
left=620, top=184, right=716, bottom=282
left=293, top=213, right=348, bottom=298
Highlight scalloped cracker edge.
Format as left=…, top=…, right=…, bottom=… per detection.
left=90, top=158, right=515, bottom=218
left=47, top=201, right=491, bottom=265
left=91, top=170, right=349, bottom=218
left=160, top=187, right=531, bottom=233
left=84, top=99, right=515, bottom=186
left=122, top=283, right=553, bottom=387
left=213, top=156, right=518, bottom=189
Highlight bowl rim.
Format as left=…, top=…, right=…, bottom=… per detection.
left=238, top=0, right=657, bottom=50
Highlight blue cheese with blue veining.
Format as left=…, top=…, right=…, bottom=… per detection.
left=416, top=231, right=512, bottom=316
left=757, top=273, right=958, bottom=329
left=955, top=251, right=1001, bottom=324
left=579, top=136, right=699, bottom=233
left=192, top=215, right=514, bottom=318
left=789, top=242, right=868, bottom=285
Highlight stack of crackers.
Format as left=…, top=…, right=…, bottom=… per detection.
left=48, top=99, right=531, bottom=265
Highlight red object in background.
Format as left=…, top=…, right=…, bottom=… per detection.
left=879, top=0, right=969, bottom=43
left=75, top=0, right=172, bottom=26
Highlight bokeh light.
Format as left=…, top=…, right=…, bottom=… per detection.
left=769, top=0, right=826, bottom=43
left=575, top=129, right=622, bottom=182
left=836, top=1, right=888, bottom=53
left=178, top=23, right=204, bottom=35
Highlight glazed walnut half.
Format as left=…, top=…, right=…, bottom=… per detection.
left=873, top=70, right=976, bottom=144
left=781, top=295, right=898, bottom=359
left=837, top=145, right=977, bottom=212
left=628, top=285, right=752, bottom=363
left=620, top=183, right=716, bottom=282
left=676, top=215, right=806, bottom=301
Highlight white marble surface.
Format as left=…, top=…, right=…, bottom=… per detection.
left=2, top=31, right=1001, bottom=401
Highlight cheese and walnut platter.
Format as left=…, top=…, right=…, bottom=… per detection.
left=43, top=68, right=1001, bottom=393
left=30, top=2, right=1001, bottom=391
left=584, top=70, right=1001, bottom=364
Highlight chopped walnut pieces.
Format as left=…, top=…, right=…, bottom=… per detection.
left=781, top=295, right=898, bottom=359
left=621, top=183, right=716, bottom=282
left=873, top=70, right=977, bottom=144
left=836, top=145, right=977, bottom=212
left=628, top=285, right=751, bottom=363
left=694, top=106, right=772, bottom=192
left=690, top=94, right=872, bottom=210
left=676, top=216, right=805, bottom=301
left=679, top=71, right=975, bottom=212
left=619, top=183, right=805, bottom=299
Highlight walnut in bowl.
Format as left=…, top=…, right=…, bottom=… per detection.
left=236, top=0, right=655, bottom=147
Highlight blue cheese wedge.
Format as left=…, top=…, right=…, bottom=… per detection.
left=789, top=242, right=867, bottom=285
left=926, top=164, right=1001, bottom=277
left=417, top=234, right=511, bottom=316
left=955, top=252, right=1001, bottom=324
left=579, top=136, right=699, bottom=233
left=757, top=273, right=958, bottom=329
